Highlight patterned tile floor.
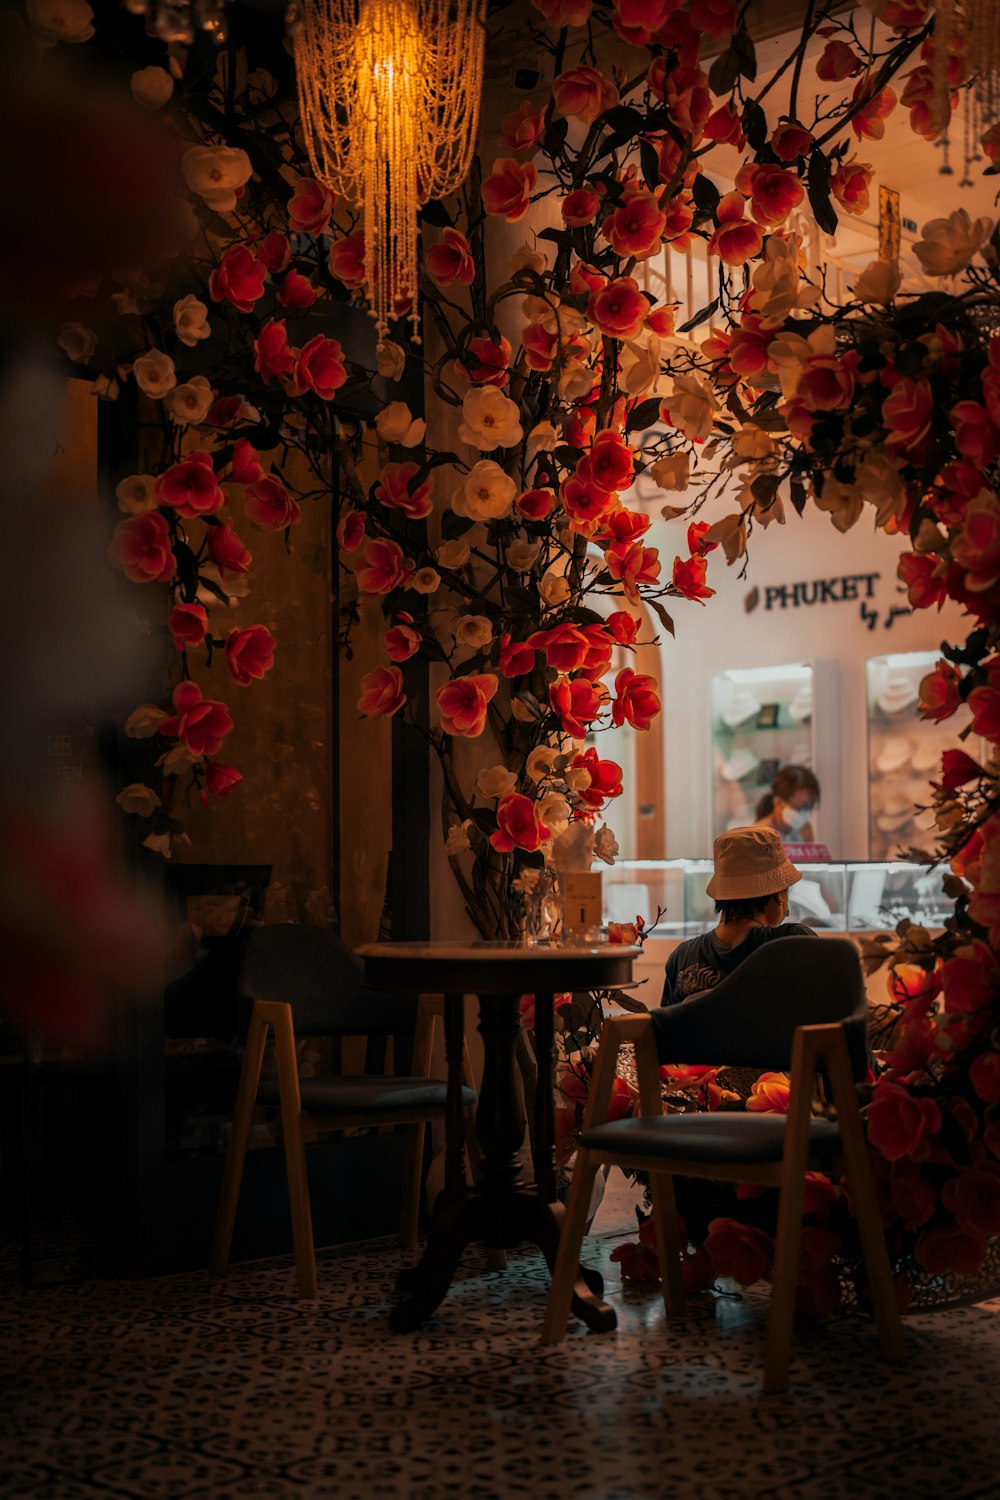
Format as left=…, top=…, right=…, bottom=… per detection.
left=3, top=1175, right=1000, bottom=1500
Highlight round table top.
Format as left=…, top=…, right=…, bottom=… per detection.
left=357, top=940, right=640, bottom=993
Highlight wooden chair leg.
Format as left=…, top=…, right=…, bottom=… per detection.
left=400, top=1122, right=425, bottom=1251
left=541, top=1148, right=601, bottom=1345
left=763, top=1174, right=806, bottom=1394
left=273, top=1013, right=318, bottom=1301
left=649, top=1171, right=687, bottom=1318
left=210, top=1009, right=268, bottom=1278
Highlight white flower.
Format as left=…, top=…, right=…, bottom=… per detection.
left=913, top=209, right=995, bottom=277
left=181, top=144, right=253, bottom=213
left=476, top=764, right=518, bottom=798
left=58, top=323, right=97, bottom=364
left=558, top=358, right=598, bottom=403
left=513, top=864, right=542, bottom=894
left=165, top=376, right=214, bottom=426
left=156, top=743, right=203, bottom=773
left=594, top=826, right=619, bottom=865
left=767, top=330, right=812, bottom=400
left=173, top=294, right=211, bottom=347
left=729, top=426, right=775, bottom=462
left=620, top=333, right=662, bottom=397
left=26, top=0, right=94, bottom=45
left=512, top=694, right=544, bottom=723
left=92, top=374, right=120, bottom=401
left=526, top=420, right=558, bottom=462
left=747, top=232, right=820, bottom=328
left=562, top=764, right=592, bottom=793
left=455, top=614, right=493, bottom=649
left=124, top=703, right=168, bottom=739
left=376, top=401, right=425, bottom=447
left=461, top=460, right=517, bottom=522
left=436, top=539, right=471, bottom=569
left=650, top=452, right=690, bottom=491
left=538, top=791, right=571, bottom=837
left=111, top=286, right=142, bottom=316
left=376, top=341, right=406, bottom=379
left=116, top=475, right=158, bottom=514
left=855, top=448, right=907, bottom=527
left=131, top=66, right=174, bottom=108
left=133, top=349, right=177, bottom=399
left=539, top=570, right=571, bottom=607
left=813, top=477, right=865, bottom=533
left=116, top=783, right=162, bottom=817
left=527, top=745, right=560, bottom=782
left=663, top=373, right=715, bottom=442
left=196, top=563, right=250, bottom=609
left=510, top=243, right=547, bottom=276
left=142, top=831, right=173, bottom=857
left=444, top=820, right=473, bottom=855
left=853, top=259, right=901, bottom=304
left=506, top=538, right=541, bottom=572
left=704, top=512, right=747, bottom=563
left=411, top=567, right=440, bottom=594
left=459, top=387, right=523, bottom=450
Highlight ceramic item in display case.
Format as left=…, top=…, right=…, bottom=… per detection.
left=709, top=664, right=824, bottom=842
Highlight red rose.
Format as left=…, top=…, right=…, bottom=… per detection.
left=562, top=188, right=601, bottom=227
left=481, top=158, right=538, bottom=221
left=208, top=244, right=266, bottom=312
left=490, top=792, right=550, bottom=853
left=425, top=228, right=475, bottom=289
left=611, top=667, right=660, bottom=729
left=672, top=553, right=714, bottom=601
left=915, top=1219, right=988, bottom=1276
left=159, top=679, right=233, bottom=756
left=287, top=175, right=335, bottom=235
left=374, top=461, right=433, bottom=521
left=279, top=270, right=317, bottom=310
left=327, top=231, right=367, bottom=288
left=549, top=676, right=602, bottom=737
left=168, top=602, right=208, bottom=649
left=244, top=475, right=302, bottom=531
left=204, top=760, right=242, bottom=797
left=207, top=519, right=252, bottom=578
left=231, top=439, right=264, bottom=485
left=516, top=487, right=555, bottom=520
left=867, top=1080, right=941, bottom=1161
left=584, top=430, right=635, bottom=492
left=358, top=665, right=406, bottom=719
left=155, top=452, right=224, bottom=518
left=707, top=192, right=763, bottom=267
left=225, top=624, right=276, bottom=686
left=254, top=319, right=297, bottom=384
left=588, top=276, right=648, bottom=340
left=553, top=65, right=618, bottom=123
left=435, top=673, right=499, bottom=737
left=292, top=334, right=347, bottom=400
left=109, top=512, right=176, bottom=585
left=571, top=747, right=623, bottom=808
left=704, top=1217, right=774, bottom=1286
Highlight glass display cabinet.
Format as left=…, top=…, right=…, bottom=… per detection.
left=709, top=663, right=817, bottom=841
left=603, top=858, right=954, bottom=936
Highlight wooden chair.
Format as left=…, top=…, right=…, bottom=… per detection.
left=210, top=923, right=478, bottom=1299
left=542, top=937, right=905, bottom=1393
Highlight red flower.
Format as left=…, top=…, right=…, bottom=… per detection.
left=254, top=319, right=297, bottom=384
left=970, top=1050, right=1000, bottom=1102
left=942, top=1166, right=1000, bottom=1238
left=287, top=176, right=335, bottom=235
left=687, top=0, right=737, bottom=38
left=328, top=231, right=367, bottom=288
left=562, top=188, right=601, bottom=227
left=159, top=680, right=233, bottom=756
left=612, top=0, right=675, bottom=45
left=606, top=540, right=661, bottom=603
left=970, top=684, right=1000, bottom=740
left=208, top=244, right=266, bottom=312
left=915, top=1220, right=988, bottom=1276
left=770, top=121, right=814, bottom=160
left=740, top=162, right=804, bottom=227
left=109, top=512, right=176, bottom=585
left=939, top=748, right=983, bottom=790
left=292, top=335, right=347, bottom=400
left=851, top=81, right=897, bottom=140
left=436, top=673, right=499, bottom=737
left=952, top=491, right=1000, bottom=591
left=888, top=1167, right=937, bottom=1231
left=257, top=232, right=290, bottom=273
left=561, top=476, right=617, bottom=535
left=458, top=335, right=512, bottom=387
left=707, top=192, right=763, bottom=267
left=358, top=665, right=406, bottom=719
left=867, top=1080, right=941, bottom=1161
left=384, top=615, right=421, bottom=662
left=588, top=277, right=648, bottom=340
left=375, top=461, right=433, bottom=521
left=802, top=1171, right=839, bottom=1219
left=831, top=158, right=873, bottom=215
left=231, top=439, right=264, bottom=485
left=687, top=520, right=718, bottom=556
left=354, top=537, right=409, bottom=595
left=168, top=602, right=208, bottom=649
left=155, top=452, right=224, bottom=518
left=337, top=510, right=364, bottom=553
left=516, top=487, right=555, bottom=521
left=225, top=624, right=276, bottom=686
left=584, top=430, right=635, bottom=493
left=552, top=65, right=618, bottom=123
left=490, top=792, right=550, bottom=853
left=279, top=270, right=317, bottom=310
left=499, top=99, right=545, bottom=156
left=940, top=943, right=999, bottom=1015
left=817, top=38, right=862, bottom=81
left=527, top=624, right=592, bottom=673
left=498, top=634, right=536, bottom=678
left=207, top=519, right=252, bottom=578
left=704, top=1217, right=774, bottom=1285
left=883, top=377, right=934, bottom=452
left=703, top=101, right=745, bottom=149
left=951, top=402, right=998, bottom=466
left=661, top=62, right=711, bottom=134
left=898, top=552, right=947, bottom=611
left=672, top=554, right=714, bottom=601
left=523, top=322, right=558, bottom=370
left=481, top=158, right=538, bottom=221
left=244, top=475, right=302, bottom=531
left=549, top=676, right=602, bottom=737
left=797, top=355, right=855, bottom=411
left=606, top=610, right=640, bottom=644
left=425, top=228, right=475, bottom=289
left=604, top=189, right=666, bottom=260
left=204, top=760, right=242, bottom=797
left=571, top=747, right=623, bottom=809
left=611, top=667, right=660, bottom=729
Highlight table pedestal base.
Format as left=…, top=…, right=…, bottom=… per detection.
left=389, top=1187, right=616, bottom=1334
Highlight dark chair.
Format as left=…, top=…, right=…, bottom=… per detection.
left=542, top=937, right=905, bottom=1393
left=210, top=924, right=477, bottom=1298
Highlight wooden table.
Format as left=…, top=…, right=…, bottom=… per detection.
left=357, top=940, right=638, bottom=1333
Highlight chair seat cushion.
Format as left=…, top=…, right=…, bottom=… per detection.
left=257, top=1075, right=474, bottom=1115
left=581, top=1112, right=842, bottom=1164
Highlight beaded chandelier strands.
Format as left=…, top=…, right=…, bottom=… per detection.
left=287, top=0, right=486, bottom=339
left=930, top=0, right=1000, bottom=179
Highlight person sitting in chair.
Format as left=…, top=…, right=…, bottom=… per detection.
left=661, top=826, right=815, bottom=1007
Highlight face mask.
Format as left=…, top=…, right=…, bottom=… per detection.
left=780, top=804, right=810, bottom=833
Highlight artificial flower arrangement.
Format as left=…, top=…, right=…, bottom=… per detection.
left=28, top=0, right=1000, bottom=1296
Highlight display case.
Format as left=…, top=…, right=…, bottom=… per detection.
left=709, top=664, right=817, bottom=841
left=866, top=650, right=968, bottom=860
left=602, top=858, right=954, bottom=936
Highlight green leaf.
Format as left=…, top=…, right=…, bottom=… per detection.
left=708, top=48, right=739, bottom=96
left=678, top=296, right=719, bottom=333
left=741, top=99, right=768, bottom=153
left=789, top=476, right=807, bottom=516
left=639, top=137, right=661, bottom=192
left=543, top=116, right=569, bottom=155
left=732, top=20, right=757, bottom=81
left=626, top=397, right=661, bottom=433
left=692, top=172, right=720, bottom=217
left=602, top=105, right=645, bottom=136
left=807, top=149, right=838, bottom=236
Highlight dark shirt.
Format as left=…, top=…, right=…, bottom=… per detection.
left=660, top=922, right=816, bottom=1007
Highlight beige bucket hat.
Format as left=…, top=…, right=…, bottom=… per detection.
left=706, top=825, right=802, bottom=900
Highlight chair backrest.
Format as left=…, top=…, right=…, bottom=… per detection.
left=238, top=923, right=419, bottom=1037
left=652, top=936, right=868, bottom=1078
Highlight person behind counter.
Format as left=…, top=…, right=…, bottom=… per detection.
left=755, top=763, right=820, bottom=844
left=660, top=826, right=816, bottom=1006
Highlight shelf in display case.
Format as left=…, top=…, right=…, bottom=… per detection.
left=709, top=663, right=818, bottom=840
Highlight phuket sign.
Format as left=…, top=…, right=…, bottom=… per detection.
left=744, top=572, right=913, bottom=632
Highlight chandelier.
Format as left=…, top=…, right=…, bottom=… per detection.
left=930, top=0, right=1000, bottom=178
left=287, top=0, right=486, bottom=339
left=124, top=0, right=227, bottom=44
